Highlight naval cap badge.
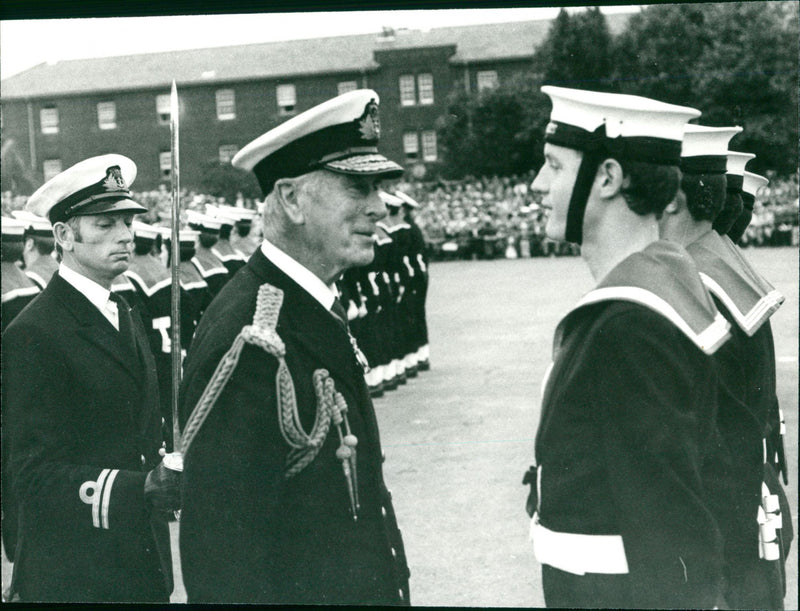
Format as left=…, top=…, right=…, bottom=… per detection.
left=358, top=99, right=380, bottom=141
left=102, top=166, right=128, bottom=192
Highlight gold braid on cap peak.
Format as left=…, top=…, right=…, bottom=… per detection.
left=180, top=283, right=354, bottom=490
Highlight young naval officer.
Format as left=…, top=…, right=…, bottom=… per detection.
left=1, top=154, right=182, bottom=602
left=178, top=89, right=411, bottom=604
left=523, top=86, right=733, bottom=609
left=660, top=126, right=791, bottom=609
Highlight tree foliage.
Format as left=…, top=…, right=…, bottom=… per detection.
left=436, top=73, right=549, bottom=179
left=435, top=2, right=798, bottom=178
left=198, top=160, right=261, bottom=204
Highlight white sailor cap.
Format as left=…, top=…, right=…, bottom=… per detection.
left=25, top=154, right=147, bottom=223
left=232, top=89, right=404, bottom=196
left=11, top=210, right=52, bottom=236
left=379, top=190, right=405, bottom=208
left=541, top=86, right=701, bottom=165
left=159, top=226, right=199, bottom=245
left=726, top=151, right=755, bottom=177
left=394, top=190, right=420, bottom=208
left=211, top=204, right=258, bottom=223
left=742, top=171, right=768, bottom=198
left=2, top=216, right=28, bottom=240
left=132, top=220, right=162, bottom=241
left=681, top=125, right=742, bottom=175
left=186, top=210, right=223, bottom=233
left=204, top=205, right=234, bottom=227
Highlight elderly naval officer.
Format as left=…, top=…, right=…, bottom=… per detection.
left=178, top=89, right=411, bottom=604
left=524, top=87, right=733, bottom=609
left=1, top=155, right=182, bottom=602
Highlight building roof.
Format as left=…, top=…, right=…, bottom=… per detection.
left=1, top=14, right=631, bottom=99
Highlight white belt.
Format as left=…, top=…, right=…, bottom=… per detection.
left=530, top=513, right=629, bottom=576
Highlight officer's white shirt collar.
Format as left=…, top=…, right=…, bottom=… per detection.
left=260, top=238, right=337, bottom=310
left=59, top=263, right=118, bottom=329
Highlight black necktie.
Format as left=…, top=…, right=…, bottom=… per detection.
left=330, top=297, right=348, bottom=330
left=110, top=293, right=137, bottom=355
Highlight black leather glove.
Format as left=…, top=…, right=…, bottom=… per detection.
left=145, top=459, right=182, bottom=515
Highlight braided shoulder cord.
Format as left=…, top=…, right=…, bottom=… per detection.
left=180, top=283, right=338, bottom=480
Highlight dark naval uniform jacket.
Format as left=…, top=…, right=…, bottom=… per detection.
left=527, top=241, right=731, bottom=609
left=178, top=246, right=410, bottom=605
left=1, top=272, right=168, bottom=602
left=687, top=230, right=791, bottom=609
left=191, top=245, right=230, bottom=300
left=211, top=240, right=247, bottom=276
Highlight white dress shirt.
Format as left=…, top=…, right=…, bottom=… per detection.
left=59, top=264, right=119, bottom=330
left=259, top=239, right=337, bottom=311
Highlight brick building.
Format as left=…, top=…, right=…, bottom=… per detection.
left=1, top=15, right=629, bottom=194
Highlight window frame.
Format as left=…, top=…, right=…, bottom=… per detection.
left=156, top=94, right=171, bottom=125
left=215, top=89, right=236, bottom=121
left=42, top=159, right=63, bottom=181
left=399, top=75, right=416, bottom=107
left=40, top=106, right=59, bottom=134
left=417, top=73, right=434, bottom=105
left=422, top=130, right=438, bottom=162
left=403, top=131, right=420, bottom=160
left=97, top=101, right=117, bottom=130
left=276, top=84, right=297, bottom=115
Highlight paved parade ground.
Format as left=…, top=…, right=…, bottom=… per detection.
left=3, top=247, right=797, bottom=606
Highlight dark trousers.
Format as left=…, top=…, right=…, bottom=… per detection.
left=542, top=564, right=632, bottom=609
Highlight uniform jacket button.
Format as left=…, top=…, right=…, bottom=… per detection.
left=391, top=547, right=397, bottom=558
left=140, top=454, right=146, bottom=465
left=381, top=506, right=388, bottom=518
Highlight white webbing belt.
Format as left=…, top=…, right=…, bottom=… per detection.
left=530, top=513, right=629, bottom=575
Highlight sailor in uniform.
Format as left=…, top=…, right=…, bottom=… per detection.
left=2, top=154, right=181, bottom=602
left=1, top=217, right=41, bottom=332
left=396, top=190, right=431, bottom=372
left=205, top=204, right=248, bottom=276
left=162, top=227, right=209, bottom=350
left=225, top=205, right=260, bottom=257
left=712, top=150, right=753, bottom=237
left=11, top=210, right=59, bottom=289
left=660, top=125, right=791, bottom=609
left=125, top=220, right=180, bottom=450
left=523, top=86, right=731, bottom=609
left=186, top=209, right=231, bottom=300
left=729, top=170, right=769, bottom=245
left=178, top=89, right=410, bottom=604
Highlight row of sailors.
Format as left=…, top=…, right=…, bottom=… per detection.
left=340, top=189, right=431, bottom=398
left=2, top=188, right=431, bottom=419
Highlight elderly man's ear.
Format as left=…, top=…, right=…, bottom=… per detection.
left=274, top=178, right=305, bottom=225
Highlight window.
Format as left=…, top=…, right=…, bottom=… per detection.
left=159, top=151, right=172, bottom=178
left=156, top=94, right=171, bottom=124
left=417, top=73, right=434, bottom=105
left=97, top=102, right=117, bottom=130
left=477, top=70, right=498, bottom=92
left=219, top=144, right=239, bottom=164
left=403, top=132, right=419, bottom=160
left=422, top=130, right=438, bottom=161
left=276, top=84, right=296, bottom=115
left=40, top=106, right=59, bottom=134
left=399, top=75, right=416, bottom=106
left=338, top=81, right=358, bottom=96
left=42, top=159, right=62, bottom=181
left=216, top=89, right=236, bottom=120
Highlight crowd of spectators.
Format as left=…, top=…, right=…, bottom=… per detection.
left=398, top=171, right=799, bottom=260
left=3, top=171, right=797, bottom=258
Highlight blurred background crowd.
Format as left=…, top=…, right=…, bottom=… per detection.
left=3, top=169, right=797, bottom=261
